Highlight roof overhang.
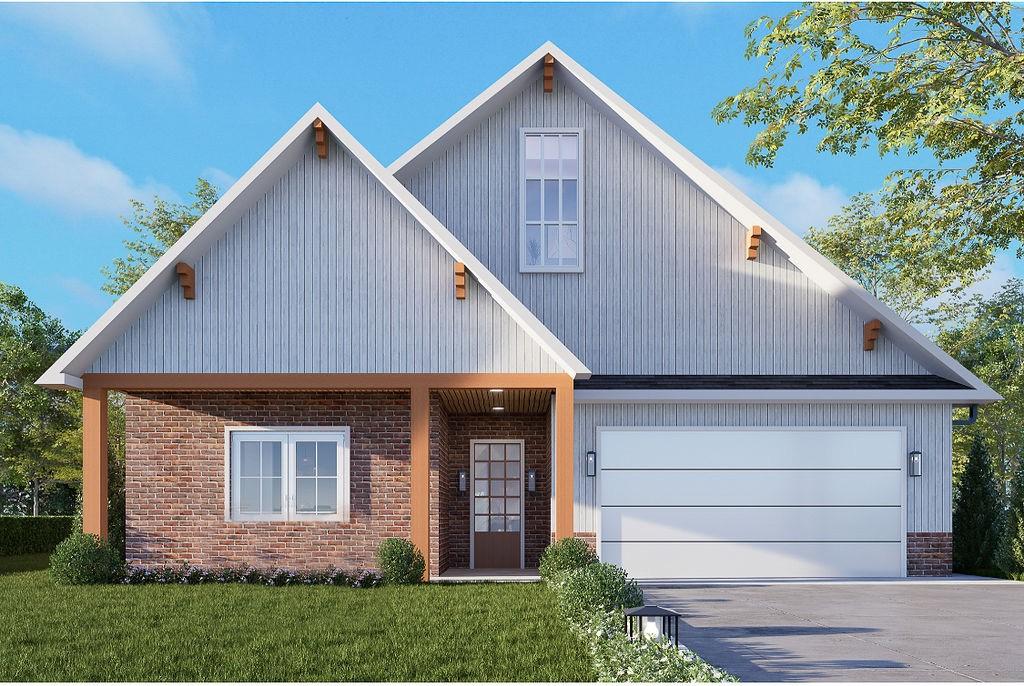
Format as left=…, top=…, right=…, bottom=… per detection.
left=389, top=42, right=1000, bottom=404
left=575, top=389, right=996, bottom=404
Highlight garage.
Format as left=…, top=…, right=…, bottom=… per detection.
left=598, top=428, right=906, bottom=579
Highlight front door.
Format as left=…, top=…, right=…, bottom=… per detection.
left=471, top=440, right=524, bottom=569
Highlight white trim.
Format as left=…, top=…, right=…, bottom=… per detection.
left=595, top=425, right=908, bottom=579
left=518, top=127, right=585, bottom=273
left=37, top=103, right=590, bottom=389
left=223, top=426, right=351, bottom=523
left=575, top=388, right=995, bottom=404
left=388, top=42, right=998, bottom=402
left=469, top=438, right=526, bottom=570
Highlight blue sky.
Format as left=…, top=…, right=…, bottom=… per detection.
left=1, top=2, right=1020, bottom=332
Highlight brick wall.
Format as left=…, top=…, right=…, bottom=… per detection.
left=907, top=532, right=953, bottom=576
left=124, top=391, right=411, bottom=570
left=428, top=393, right=449, bottom=577
left=441, top=413, right=550, bottom=569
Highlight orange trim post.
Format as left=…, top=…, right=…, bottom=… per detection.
left=553, top=378, right=574, bottom=539
left=82, top=383, right=109, bottom=539
left=409, top=385, right=430, bottom=579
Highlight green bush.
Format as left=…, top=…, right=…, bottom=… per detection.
left=997, top=460, right=1024, bottom=580
left=49, top=532, right=122, bottom=585
left=558, top=563, right=644, bottom=626
left=0, top=516, right=75, bottom=556
left=953, top=436, right=1003, bottom=571
left=376, top=537, right=425, bottom=584
left=539, top=537, right=598, bottom=584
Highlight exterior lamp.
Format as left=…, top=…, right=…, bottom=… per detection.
left=527, top=469, right=537, bottom=492
left=586, top=450, right=597, bottom=477
left=625, top=605, right=683, bottom=650
left=458, top=469, right=468, bottom=492
left=908, top=450, right=922, bottom=478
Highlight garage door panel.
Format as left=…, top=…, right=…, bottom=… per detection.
left=601, top=469, right=901, bottom=507
left=603, top=541, right=904, bottom=579
left=600, top=430, right=902, bottom=470
left=601, top=506, right=902, bottom=543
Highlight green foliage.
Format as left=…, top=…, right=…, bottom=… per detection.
left=952, top=436, right=1003, bottom=572
left=557, top=563, right=644, bottom=626
left=714, top=3, right=1024, bottom=277
left=375, top=537, right=425, bottom=584
left=579, top=610, right=735, bottom=682
left=0, top=283, right=81, bottom=515
left=101, top=178, right=220, bottom=296
left=996, top=460, right=1024, bottom=580
left=539, top=536, right=598, bottom=584
left=0, top=516, right=74, bottom=556
left=48, top=532, right=121, bottom=585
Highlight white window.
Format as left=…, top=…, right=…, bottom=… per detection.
left=227, top=429, right=350, bottom=522
left=520, top=128, right=583, bottom=272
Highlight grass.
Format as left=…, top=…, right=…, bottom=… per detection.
left=0, top=555, right=594, bottom=681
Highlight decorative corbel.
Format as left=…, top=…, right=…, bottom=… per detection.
left=863, top=319, right=882, bottom=351
left=454, top=262, right=467, bottom=300
left=543, top=54, right=555, bottom=93
left=313, top=118, right=328, bottom=159
left=175, top=262, right=195, bottom=300
left=747, top=225, right=762, bottom=261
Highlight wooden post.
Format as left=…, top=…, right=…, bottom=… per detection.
left=554, top=378, right=574, bottom=539
left=409, top=385, right=430, bottom=579
left=82, top=383, right=109, bottom=539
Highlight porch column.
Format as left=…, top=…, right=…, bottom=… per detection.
left=82, top=383, right=109, bottom=539
left=409, top=385, right=431, bottom=579
left=554, top=377, right=574, bottom=539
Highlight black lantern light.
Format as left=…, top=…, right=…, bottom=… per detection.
left=625, top=605, right=682, bottom=650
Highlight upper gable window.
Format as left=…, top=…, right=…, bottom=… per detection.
left=520, top=129, right=583, bottom=272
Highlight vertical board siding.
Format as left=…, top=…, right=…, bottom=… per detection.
left=404, top=75, right=925, bottom=375
left=573, top=402, right=953, bottom=534
left=89, top=140, right=560, bottom=374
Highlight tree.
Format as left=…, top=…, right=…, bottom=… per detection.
left=952, top=435, right=1003, bottom=572
left=101, top=178, right=220, bottom=296
left=997, top=460, right=1024, bottom=579
left=714, top=3, right=1024, bottom=280
left=0, top=283, right=81, bottom=515
left=805, top=193, right=990, bottom=324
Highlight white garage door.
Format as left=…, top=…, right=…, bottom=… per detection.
left=599, top=428, right=906, bottom=579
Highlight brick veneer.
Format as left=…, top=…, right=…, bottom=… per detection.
left=124, top=391, right=411, bottom=570
left=907, top=532, right=953, bottom=576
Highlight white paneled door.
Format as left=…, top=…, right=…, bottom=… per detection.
left=598, top=428, right=906, bottom=579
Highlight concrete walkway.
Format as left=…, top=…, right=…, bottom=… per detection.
left=645, top=579, right=1024, bottom=682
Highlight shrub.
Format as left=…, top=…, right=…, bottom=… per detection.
left=539, top=537, right=598, bottom=584
left=997, top=461, right=1024, bottom=580
left=119, top=564, right=383, bottom=587
left=0, top=516, right=75, bottom=556
left=558, top=563, right=644, bottom=626
left=376, top=537, right=425, bottom=584
left=49, top=532, right=122, bottom=585
left=953, top=436, right=1003, bottom=571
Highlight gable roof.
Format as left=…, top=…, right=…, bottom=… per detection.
left=389, top=42, right=999, bottom=403
left=37, top=103, right=591, bottom=390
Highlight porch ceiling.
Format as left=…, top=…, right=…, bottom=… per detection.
left=436, top=388, right=551, bottom=415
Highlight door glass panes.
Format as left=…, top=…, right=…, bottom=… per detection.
left=237, top=440, right=283, bottom=514
left=523, top=132, right=581, bottom=269
left=472, top=442, right=523, bottom=534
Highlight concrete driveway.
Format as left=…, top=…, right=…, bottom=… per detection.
left=645, top=579, right=1024, bottom=682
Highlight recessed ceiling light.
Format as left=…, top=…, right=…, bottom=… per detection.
left=489, top=388, right=504, bottom=393
left=492, top=406, right=505, bottom=412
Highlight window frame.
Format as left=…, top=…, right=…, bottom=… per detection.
left=518, top=127, right=585, bottom=273
left=224, top=426, right=351, bottom=523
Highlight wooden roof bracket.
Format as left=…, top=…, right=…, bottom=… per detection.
left=543, top=54, right=555, bottom=93
left=747, top=225, right=762, bottom=261
left=863, top=319, right=882, bottom=351
left=313, top=118, right=328, bottom=159
left=454, top=262, right=467, bottom=300
left=175, top=262, right=195, bottom=300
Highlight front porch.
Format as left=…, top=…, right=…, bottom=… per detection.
left=435, top=568, right=542, bottom=583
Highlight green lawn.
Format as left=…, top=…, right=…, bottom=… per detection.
left=0, top=555, right=594, bottom=681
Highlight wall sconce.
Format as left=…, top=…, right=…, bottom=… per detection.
left=908, top=451, right=922, bottom=478
left=586, top=450, right=597, bottom=477
left=527, top=469, right=537, bottom=492
left=458, top=469, right=468, bottom=492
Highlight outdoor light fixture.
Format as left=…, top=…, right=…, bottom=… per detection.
left=586, top=450, right=597, bottom=477
left=489, top=388, right=504, bottom=393
left=625, top=605, right=682, bottom=650
left=908, top=450, right=923, bottom=478
left=527, top=469, right=537, bottom=492
left=492, top=406, right=505, bottom=412
left=458, top=469, right=468, bottom=493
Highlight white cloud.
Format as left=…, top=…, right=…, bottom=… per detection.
left=55, top=276, right=109, bottom=310
left=718, top=167, right=848, bottom=235
left=0, top=124, right=168, bottom=216
left=201, top=167, right=238, bottom=193
left=6, top=4, right=188, bottom=80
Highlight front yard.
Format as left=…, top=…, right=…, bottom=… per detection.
left=0, top=555, right=593, bottom=681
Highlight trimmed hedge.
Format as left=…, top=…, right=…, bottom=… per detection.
left=0, top=516, right=75, bottom=556
left=120, top=564, right=383, bottom=587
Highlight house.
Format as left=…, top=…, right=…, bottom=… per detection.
left=38, top=43, right=998, bottom=581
